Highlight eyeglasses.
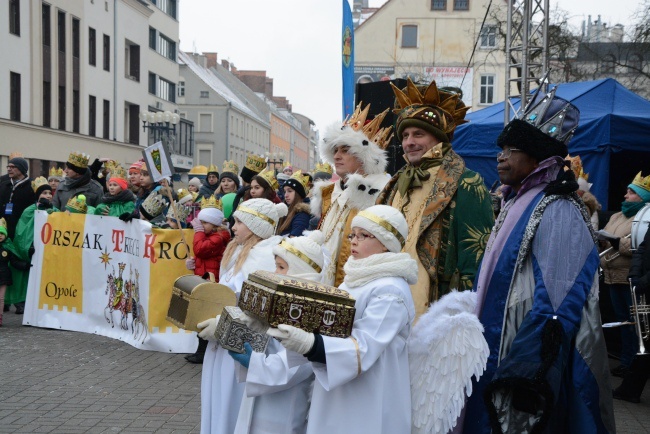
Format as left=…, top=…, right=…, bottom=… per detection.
left=347, top=232, right=376, bottom=242
left=496, top=148, right=523, bottom=160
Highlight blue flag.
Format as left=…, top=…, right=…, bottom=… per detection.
left=342, top=0, right=354, bottom=119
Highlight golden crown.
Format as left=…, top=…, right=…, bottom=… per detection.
left=200, top=196, right=223, bottom=210
left=391, top=79, right=470, bottom=136
left=222, top=160, right=239, bottom=174
left=66, top=194, right=87, bottom=214
left=344, top=103, right=394, bottom=150
left=32, top=176, right=50, bottom=193
left=565, top=155, right=588, bottom=181
left=283, top=161, right=292, bottom=168
left=257, top=167, right=279, bottom=191
left=177, top=188, right=193, bottom=204
left=314, top=162, right=333, bottom=175
left=166, top=202, right=191, bottom=222
left=67, top=152, right=90, bottom=168
left=108, top=165, right=128, bottom=182
left=0, top=217, right=6, bottom=230
left=245, top=154, right=266, bottom=172
left=208, top=164, right=219, bottom=174
left=632, top=171, right=650, bottom=193
left=48, top=166, right=64, bottom=178
left=288, top=170, right=310, bottom=190
left=189, top=165, right=208, bottom=175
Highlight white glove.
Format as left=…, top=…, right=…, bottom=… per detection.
left=197, top=315, right=220, bottom=341
left=185, top=257, right=196, bottom=270
left=240, top=312, right=268, bottom=334
left=266, top=324, right=315, bottom=355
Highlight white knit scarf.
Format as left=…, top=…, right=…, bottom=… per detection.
left=343, top=252, right=418, bottom=288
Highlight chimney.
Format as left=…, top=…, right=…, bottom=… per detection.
left=204, top=52, right=218, bottom=69
left=221, top=59, right=230, bottom=71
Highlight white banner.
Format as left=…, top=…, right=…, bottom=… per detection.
left=23, top=211, right=197, bottom=353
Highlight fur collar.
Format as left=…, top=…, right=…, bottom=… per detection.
left=294, top=202, right=311, bottom=215
left=310, top=179, right=334, bottom=218
left=344, top=173, right=390, bottom=210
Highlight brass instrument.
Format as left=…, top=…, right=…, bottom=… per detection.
left=599, top=234, right=631, bottom=261
left=630, top=279, right=649, bottom=356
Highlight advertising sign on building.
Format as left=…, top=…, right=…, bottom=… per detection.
left=354, top=65, right=396, bottom=84
left=423, top=67, right=474, bottom=108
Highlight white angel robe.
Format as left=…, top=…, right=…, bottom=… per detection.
left=307, top=276, right=415, bottom=434
left=200, top=236, right=280, bottom=434
left=234, top=338, right=314, bottom=434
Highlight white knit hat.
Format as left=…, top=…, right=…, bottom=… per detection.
left=198, top=208, right=224, bottom=226
left=188, top=177, right=202, bottom=188
left=234, top=198, right=288, bottom=239
left=273, top=231, right=325, bottom=280
left=351, top=205, right=408, bottom=253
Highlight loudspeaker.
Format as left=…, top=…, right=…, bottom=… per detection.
left=355, top=79, right=407, bottom=175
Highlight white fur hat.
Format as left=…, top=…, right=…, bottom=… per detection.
left=577, top=177, right=592, bottom=193
left=234, top=198, right=288, bottom=239
left=320, top=122, right=387, bottom=176
left=273, top=231, right=325, bottom=278
left=351, top=205, right=408, bottom=253
left=198, top=208, right=224, bottom=227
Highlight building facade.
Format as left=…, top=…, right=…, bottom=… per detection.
left=0, top=0, right=193, bottom=177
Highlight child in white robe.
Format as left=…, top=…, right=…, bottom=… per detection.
left=267, top=205, right=417, bottom=434
left=196, top=198, right=286, bottom=434
left=231, top=230, right=326, bottom=434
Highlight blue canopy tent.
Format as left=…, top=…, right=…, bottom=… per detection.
left=453, top=78, right=650, bottom=209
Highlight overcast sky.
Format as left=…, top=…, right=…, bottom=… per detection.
left=178, top=0, right=643, bottom=144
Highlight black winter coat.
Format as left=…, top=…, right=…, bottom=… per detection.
left=0, top=177, right=36, bottom=239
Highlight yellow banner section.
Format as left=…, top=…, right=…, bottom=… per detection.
left=148, top=228, right=195, bottom=332
left=39, top=213, right=86, bottom=312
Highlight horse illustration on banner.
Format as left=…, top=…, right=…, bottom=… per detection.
left=104, top=263, right=148, bottom=343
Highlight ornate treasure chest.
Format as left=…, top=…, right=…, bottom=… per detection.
left=167, top=274, right=236, bottom=332
left=215, top=306, right=269, bottom=354
left=239, top=270, right=356, bottom=338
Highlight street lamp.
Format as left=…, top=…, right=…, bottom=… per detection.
left=265, top=151, right=285, bottom=174
left=140, top=110, right=180, bottom=137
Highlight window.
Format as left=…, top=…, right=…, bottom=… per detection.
left=401, top=25, right=418, bottom=48
left=148, top=72, right=156, bottom=94
left=125, top=41, right=140, bottom=81
left=103, top=100, right=110, bottom=139
left=431, top=0, right=447, bottom=10
left=200, top=90, right=209, bottom=98
left=480, top=25, right=497, bottom=48
left=73, top=90, right=80, bottom=133
left=453, top=0, right=469, bottom=10
left=43, top=81, right=51, bottom=127
left=58, top=11, right=66, bottom=52
left=127, top=104, right=140, bottom=145
left=10, top=72, right=21, bottom=121
left=9, top=0, right=20, bottom=36
left=480, top=75, right=495, bottom=104
left=149, top=27, right=156, bottom=50
left=157, top=32, right=176, bottom=61
left=178, top=81, right=185, bottom=97
left=89, top=28, right=96, bottom=66
left=628, top=53, right=643, bottom=71
left=42, top=4, right=51, bottom=46
left=103, top=34, right=110, bottom=71
left=601, top=54, right=616, bottom=73
left=58, top=86, right=66, bottom=130
left=89, top=95, right=96, bottom=136
left=72, top=18, right=80, bottom=58
left=148, top=73, right=176, bottom=102
left=155, top=0, right=177, bottom=19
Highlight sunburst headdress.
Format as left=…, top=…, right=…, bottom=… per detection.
left=320, top=102, right=392, bottom=175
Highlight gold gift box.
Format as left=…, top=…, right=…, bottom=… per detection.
left=215, top=306, right=269, bottom=354
left=167, top=274, right=236, bottom=332
left=239, top=271, right=356, bottom=338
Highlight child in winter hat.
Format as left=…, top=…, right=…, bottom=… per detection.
left=272, top=230, right=326, bottom=282
left=233, top=198, right=288, bottom=240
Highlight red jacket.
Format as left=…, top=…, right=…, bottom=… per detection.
left=193, top=229, right=231, bottom=278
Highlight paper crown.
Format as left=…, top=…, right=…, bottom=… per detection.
left=199, top=196, right=223, bottom=210
left=283, top=161, right=292, bottom=168
left=221, top=160, right=239, bottom=175
left=108, top=164, right=128, bottom=182
left=256, top=167, right=279, bottom=191
left=189, top=165, right=208, bottom=176
left=284, top=170, right=310, bottom=197
left=565, top=155, right=589, bottom=181
left=632, top=171, right=650, bottom=193
left=140, top=192, right=166, bottom=219
left=67, top=152, right=90, bottom=169
left=48, top=166, right=64, bottom=179
left=9, top=151, right=23, bottom=160
left=207, top=164, right=219, bottom=174
left=0, top=217, right=7, bottom=236
left=391, top=79, right=469, bottom=142
left=166, top=202, right=191, bottom=222
left=177, top=188, right=193, bottom=205
left=314, top=162, right=333, bottom=175
left=32, top=177, right=50, bottom=193
left=343, top=103, right=394, bottom=150
left=66, top=194, right=87, bottom=214
left=245, top=154, right=266, bottom=173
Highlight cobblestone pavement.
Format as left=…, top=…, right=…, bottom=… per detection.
left=1, top=306, right=650, bottom=433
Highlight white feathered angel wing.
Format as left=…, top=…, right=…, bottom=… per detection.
left=409, top=290, right=489, bottom=434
